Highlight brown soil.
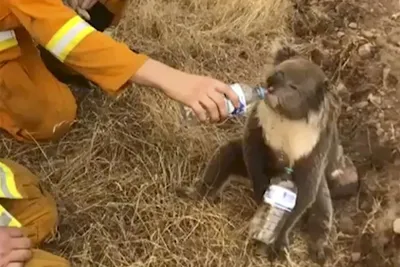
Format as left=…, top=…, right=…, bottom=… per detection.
left=2, top=0, right=400, bottom=266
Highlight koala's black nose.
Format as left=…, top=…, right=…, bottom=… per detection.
left=267, top=71, right=285, bottom=87
left=266, top=71, right=284, bottom=91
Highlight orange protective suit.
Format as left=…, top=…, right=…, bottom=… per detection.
left=0, top=0, right=148, bottom=142
left=0, top=158, right=70, bottom=266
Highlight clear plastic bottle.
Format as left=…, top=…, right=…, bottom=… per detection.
left=250, top=175, right=298, bottom=245
left=180, top=83, right=266, bottom=124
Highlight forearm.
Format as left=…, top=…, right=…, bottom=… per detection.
left=130, top=59, right=186, bottom=93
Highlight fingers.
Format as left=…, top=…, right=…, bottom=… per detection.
left=7, top=262, right=25, bottom=267
left=0, top=228, right=31, bottom=267
left=68, top=0, right=79, bottom=9
left=76, top=8, right=91, bottom=20
left=10, top=237, right=31, bottom=250
left=191, top=86, right=232, bottom=122
left=190, top=102, right=207, bottom=123
left=2, top=228, right=23, bottom=238
left=7, top=249, right=32, bottom=263
left=200, top=96, right=222, bottom=122
left=207, top=90, right=228, bottom=120
left=215, top=83, right=240, bottom=109
left=81, top=0, right=98, bottom=9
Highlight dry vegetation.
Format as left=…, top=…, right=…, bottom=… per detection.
left=3, top=0, right=400, bottom=266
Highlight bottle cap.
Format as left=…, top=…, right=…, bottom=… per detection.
left=256, top=86, right=267, bottom=99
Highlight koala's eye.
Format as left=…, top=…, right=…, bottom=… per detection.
left=289, top=84, right=297, bottom=90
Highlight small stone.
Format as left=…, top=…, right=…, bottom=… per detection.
left=361, top=30, right=375, bottom=38
left=376, top=127, right=384, bottom=136
left=358, top=43, right=373, bottom=59
left=339, top=216, right=356, bottom=234
left=351, top=252, right=361, bottom=262
left=393, top=218, right=400, bottom=234
left=392, top=12, right=400, bottom=20
left=367, top=93, right=382, bottom=106
left=360, top=201, right=370, bottom=211
left=337, top=31, right=345, bottom=38
left=337, top=82, right=347, bottom=93
left=349, top=22, right=358, bottom=29
left=354, top=101, right=368, bottom=109
left=394, top=158, right=400, bottom=166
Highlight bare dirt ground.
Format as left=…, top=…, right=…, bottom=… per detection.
left=2, top=0, right=400, bottom=266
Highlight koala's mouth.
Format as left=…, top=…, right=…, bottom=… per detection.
left=264, top=93, right=280, bottom=109
left=261, top=85, right=278, bottom=108
left=266, top=86, right=275, bottom=94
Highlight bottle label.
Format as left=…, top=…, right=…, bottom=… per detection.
left=227, top=83, right=246, bottom=115
left=263, top=185, right=297, bottom=212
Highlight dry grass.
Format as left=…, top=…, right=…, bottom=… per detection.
left=6, top=0, right=400, bottom=265
left=1, top=0, right=307, bottom=266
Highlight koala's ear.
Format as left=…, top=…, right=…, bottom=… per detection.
left=274, top=46, right=299, bottom=65
left=315, top=79, right=329, bottom=103
left=319, top=79, right=330, bottom=93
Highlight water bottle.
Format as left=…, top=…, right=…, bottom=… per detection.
left=180, top=83, right=266, bottom=124
left=250, top=175, right=298, bottom=245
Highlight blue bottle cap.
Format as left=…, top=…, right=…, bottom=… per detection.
left=256, top=86, right=266, bottom=99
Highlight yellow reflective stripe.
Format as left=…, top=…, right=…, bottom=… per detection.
left=45, top=15, right=95, bottom=62
left=0, top=162, right=23, bottom=199
left=0, top=205, right=21, bottom=228
left=0, top=30, right=18, bottom=51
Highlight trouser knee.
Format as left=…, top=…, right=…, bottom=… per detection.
left=19, top=94, right=77, bottom=143
left=0, top=159, right=59, bottom=246
left=28, top=189, right=59, bottom=245
left=0, top=69, right=78, bottom=143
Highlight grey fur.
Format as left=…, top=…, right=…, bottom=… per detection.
left=176, top=47, right=357, bottom=265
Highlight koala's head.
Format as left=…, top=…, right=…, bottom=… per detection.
left=262, top=47, right=329, bottom=120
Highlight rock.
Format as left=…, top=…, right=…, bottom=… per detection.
left=393, top=218, right=400, bottom=234
left=360, top=200, right=371, bottom=211
left=394, top=158, right=400, bottom=166
left=367, top=93, right=382, bottom=106
left=361, top=30, right=375, bottom=38
left=393, top=253, right=400, bottom=266
left=349, top=22, right=358, bottom=29
left=339, top=216, right=356, bottom=234
left=392, top=12, right=400, bottom=20
left=351, top=252, right=361, bottom=262
left=354, top=101, right=368, bottom=109
left=358, top=43, right=373, bottom=59
left=337, top=82, right=347, bottom=93
left=376, top=127, right=384, bottom=137
left=337, top=31, right=345, bottom=38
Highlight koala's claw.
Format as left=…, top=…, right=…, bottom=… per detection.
left=309, top=241, right=333, bottom=266
left=175, top=185, right=220, bottom=203
left=175, top=186, right=201, bottom=200
left=264, top=235, right=290, bottom=262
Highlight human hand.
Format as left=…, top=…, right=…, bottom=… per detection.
left=64, top=0, right=99, bottom=20
left=132, top=59, right=240, bottom=122
left=0, top=227, right=31, bottom=267
left=172, top=74, right=241, bottom=122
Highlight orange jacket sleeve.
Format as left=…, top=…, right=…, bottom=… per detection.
left=6, top=0, right=149, bottom=94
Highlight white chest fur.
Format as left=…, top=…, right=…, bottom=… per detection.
left=255, top=102, right=322, bottom=166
